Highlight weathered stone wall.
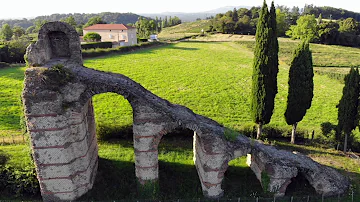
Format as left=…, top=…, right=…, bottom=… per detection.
left=22, top=21, right=350, bottom=201
left=23, top=67, right=98, bottom=200
left=246, top=141, right=350, bottom=197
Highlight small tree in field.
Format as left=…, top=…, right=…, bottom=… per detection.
left=284, top=40, right=314, bottom=144
left=337, top=67, right=359, bottom=153
left=251, top=0, right=278, bottom=139
left=84, top=32, right=101, bottom=42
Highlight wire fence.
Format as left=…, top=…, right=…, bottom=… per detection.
left=0, top=134, right=29, bottom=145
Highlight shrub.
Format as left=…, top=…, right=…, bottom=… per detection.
left=0, top=151, right=9, bottom=165
left=0, top=62, right=9, bottom=68
left=0, top=165, right=40, bottom=197
left=82, top=42, right=165, bottom=58
left=83, top=32, right=101, bottom=42
left=81, top=42, right=112, bottom=50
left=320, top=122, right=337, bottom=138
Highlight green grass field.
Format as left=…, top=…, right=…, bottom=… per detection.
left=84, top=41, right=346, bottom=138
left=0, top=66, right=26, bottom=136
left=0, top=41, right=353, bottom=138
left=1, top=40, right=360, bottom=200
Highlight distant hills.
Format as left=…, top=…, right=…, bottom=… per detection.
left=0, top=6, right=252, bottom=28
left=140, top=6, right=251, bottom=22
left=0, top=12, right=143, bottom=29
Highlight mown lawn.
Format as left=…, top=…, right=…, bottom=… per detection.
left=0, top=41, right=349, bottom=138
left=0, top=41, right=359, bottom=200
left=84, top=41, right=344, bottom=137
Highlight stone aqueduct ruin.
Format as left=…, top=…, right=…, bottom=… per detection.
left=22, top=22, right=349, bottom=201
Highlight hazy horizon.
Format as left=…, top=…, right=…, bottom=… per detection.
left=2, top=0, right=360, bottom=20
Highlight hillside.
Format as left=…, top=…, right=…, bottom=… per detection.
left=158, top=20, right=212, bottom=40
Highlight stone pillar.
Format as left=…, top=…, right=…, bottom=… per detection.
left=246, top=153, right=297, bottom=197
left=193, top=132, right=229, bottom=198
left=26, top=97, right=98, bottom=201
left=132, top=104, right=169, bottom=198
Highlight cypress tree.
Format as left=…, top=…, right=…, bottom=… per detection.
left=251, top=0, right=278, bottom=139
left=284, top=40, right=314, bottom=144
left=337, top=67, right=359, bottom=153
left=268, top=1, right=279, bottom=125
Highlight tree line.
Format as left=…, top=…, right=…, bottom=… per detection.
left=209, top=5, right=360, bottom=47
left=252, top=1, right=357, bottom=153
left=135, top=16, right=181, bottom=39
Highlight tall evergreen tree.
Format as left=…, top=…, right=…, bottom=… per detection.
left=251, top=0, right=279, bottom=139
left=284, top=40, right=314, bottom=144
left=268, top=1, right=279, bottom=117
left=337, top=67, right=359, bottom=153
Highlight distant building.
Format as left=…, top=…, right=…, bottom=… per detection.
left=83, top=24, right=137, bottom=47
left=149, top=34, right=158, bottom=42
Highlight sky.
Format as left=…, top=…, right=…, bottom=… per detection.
left=2, top=0, right=360, bottom=20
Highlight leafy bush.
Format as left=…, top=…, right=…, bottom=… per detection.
left=0, top=62, right=9, bottom=68
left=0, top=165, right=40, bottom=197
left=81, top=42, right=112, bottom=50
left=82, top=42, right=165, bottom=58
left=83, top=32, right=101, bottom=42
left=0, top=39, right=30, bottom=64
left=0, top=151, right=9, bottom=165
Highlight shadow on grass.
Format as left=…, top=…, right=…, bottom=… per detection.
left=78, top=157, right=266, bottom=201
left=165, top=45, right=199, bottom=51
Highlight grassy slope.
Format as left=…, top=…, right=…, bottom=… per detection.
left=158, top=20, right=211, bottom=41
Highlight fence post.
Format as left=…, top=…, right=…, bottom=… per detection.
left=307, top=195, right=310, bottom=202
left=256, top=197, right=258, bottom=202
left=338, top=194, right=340, bottom=202
left=237, top=198, right=240, bottom=202
left=352, top=190, right=354, bottom=202
left=322, top=194, right=324, bottom=202
left=22, top=134, right=25, bottom=143
left=273, top=196, right=276, bottom=202
left=12, top=135, right=15, bottom=144
left=290, top=196, right=293, bottom=202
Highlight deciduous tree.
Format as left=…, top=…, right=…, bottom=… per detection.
left=286, top=14, right=318, bottom=42
left=1, top=24, right=13, bottom=41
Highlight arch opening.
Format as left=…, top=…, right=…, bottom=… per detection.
left=48, top=31, right=71, bottom=59
left=222, top=156, right=264, bottom=198
left=92, top=92, right=133, bottom=141
left=285, top=172, right=317, bottom=196
left=157, top=127, right=202, bottom=199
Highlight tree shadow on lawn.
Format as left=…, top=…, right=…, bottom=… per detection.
left=78, top=157, right=267, bottom=201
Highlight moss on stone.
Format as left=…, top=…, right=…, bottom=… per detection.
left=42, top=64, right=74, bottom=88
left=261, top=171, right=271, bottom=192
left=224, top=128, right=239, bottom=142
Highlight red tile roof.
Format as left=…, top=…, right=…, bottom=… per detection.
left=83, top=24, right=136, bottom=30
